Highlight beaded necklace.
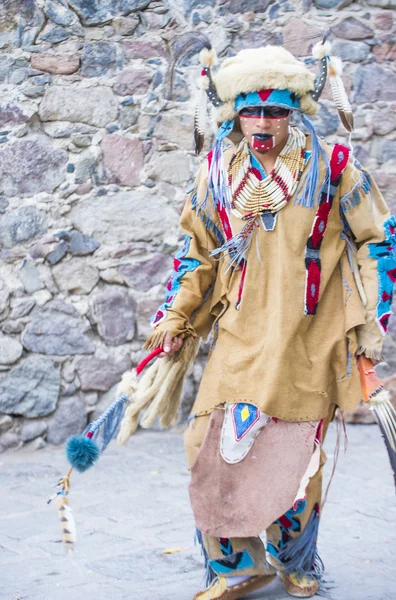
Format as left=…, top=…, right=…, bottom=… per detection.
left=228, top=127, right=307, bottom=220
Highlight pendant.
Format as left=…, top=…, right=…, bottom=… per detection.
left=261, top=211, right=278, bottom=231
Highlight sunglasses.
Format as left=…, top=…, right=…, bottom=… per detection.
left=238, top=106, right=291, bottom=119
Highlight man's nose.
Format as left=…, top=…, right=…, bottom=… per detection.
left=257, top=114, right=271, bottom=127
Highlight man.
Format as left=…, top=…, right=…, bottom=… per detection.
left=142, top=41, right=395, bottom=599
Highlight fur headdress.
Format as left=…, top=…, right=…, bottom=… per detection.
left=211, top=46, right=319, bottom=122
left=193, top=36, right=353, bottom=155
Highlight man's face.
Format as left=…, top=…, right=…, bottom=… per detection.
left=238, top=106, right=291, bottom=153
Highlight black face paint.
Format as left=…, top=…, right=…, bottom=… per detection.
left=252, top=133, right=276, bottom=152
left=238, top=106, right=291, bottom=119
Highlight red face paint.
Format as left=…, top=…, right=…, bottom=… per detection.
left=252, top=134, right=276, bottom=152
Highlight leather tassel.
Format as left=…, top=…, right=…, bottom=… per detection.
left=328, top=56, right=354, bottom=132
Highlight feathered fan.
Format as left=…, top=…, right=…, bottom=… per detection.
left=358, top=354, right=396, bottom=488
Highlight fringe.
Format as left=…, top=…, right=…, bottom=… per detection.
left=277, top=506, right=324, bottom=583
left=207, top=121, right=234, bottom=214
left=210, top=218, right=257, bottom=272
left=356, top=345, right=384, bottom=362
left=143, top=329, right=169, bottom=351
left=294, top=114, right=330, bottom=209
left=195, top=528, right=216, bottom=587
left=339, top=169, right=371, bottom=214
left=191, top=190, right=226, bottom=247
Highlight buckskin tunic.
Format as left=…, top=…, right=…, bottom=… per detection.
left=144, top=131, right=394, bottom=424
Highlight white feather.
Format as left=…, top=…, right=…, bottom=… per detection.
left=328, top=55, right=344, bottom=77
left=312, top=40, right=332, bottom=60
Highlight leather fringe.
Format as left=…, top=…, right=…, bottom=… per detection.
left=356, top=345, right=384, bottom=363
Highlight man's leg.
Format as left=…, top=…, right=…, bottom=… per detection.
left=266, top=406, right=336, bottom=597
left=184, top=415, right=276, bottom=597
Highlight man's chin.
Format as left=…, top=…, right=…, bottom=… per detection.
left=251, top=134, right=276, bottom=152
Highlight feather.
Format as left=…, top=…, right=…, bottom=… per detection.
left=358, top=355, right=396, bottom=488
left=328, top=56, right=354, bottom=132
left=168, top=32, right=212, bottom=99
left=369, top=391, right=396, bottom=452
left=312, top=39, right=332, bottom=60
left=194, top=86, right=207, bottom=155
left=311, top=55, right=327, bottom=102
left=200, top=47, right=217, bottom=68
left=55, top=492, right=76, bottom=553
left=375, top=411, right=396, bottom=488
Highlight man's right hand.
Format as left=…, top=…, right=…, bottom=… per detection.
left=159, top=331, right=184, bottom=357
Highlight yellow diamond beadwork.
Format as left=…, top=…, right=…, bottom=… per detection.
left=241, top=405, right=250, bottom=422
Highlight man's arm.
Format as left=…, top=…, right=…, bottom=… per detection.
left=144, top=161, right=222, bottom=354
left=339, top=157, right=396, bottom=363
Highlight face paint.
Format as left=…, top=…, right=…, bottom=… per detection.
left=238, top=106, right=291, bottom=119
left=252, top=133, right=276, bottom=152
left=238, top=105, right=292, bottom=155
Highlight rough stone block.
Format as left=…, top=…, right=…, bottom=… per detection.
left=52, top=259, right=100, bottom=294
left=121, top=39, right=166, bottom=60
left=153, top=151, right=191, bottom=184
left=44, top=0, right=81, bottom=28
left=19, top=419, right=48, bottom=442
left=21, top=300, right=95, bottom=355
left=374, top=9, right=393, bottom=30
left=101, top=134, right=144, bottom=187
left=17, top=260, right=44, bottom=293
left=39, top=25, right=71, bottom=44
left=39, top=85, right=119, bottom=127
left=331, top=39, right=370, bottom=63
left=0, top=138, right=67, bottom=198
left=332, top=17, right=374, bottom=40
left=353, top=64, right=396, bottom=103
left=0, top=355, right=60, bottom=417
left=371, top=108, right=396, bottom=136
left=68, top=230, right=100, bottom=255
left=114, top=69, right=152, bottom=96
left=89, top=286, right=136, bottom=345
left=75, top=352, right=131, bottom=392
left=0, top=335, right=23, bottom=365
left=31, top=53, right=80, bottom=75
left=119, top=254, right=173, bottom=292
left=46, top=396, right=87, bottom=445
left=81, top=42, right=118, bottom=78
left=229, top=0, right=272, bottom=12
left=69, top=190, right=179, bottom=245
left=283, top=18, right=322, bottom=56
left=0, top=206, right=47, bottom=248
left=74, top=149, right=99, bottom=184
left=68, top=0, right=151, bottom=26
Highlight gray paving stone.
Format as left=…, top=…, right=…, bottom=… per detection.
left=0, top=425, right=395, bottom=600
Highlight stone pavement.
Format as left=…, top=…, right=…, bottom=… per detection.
left=1, top=423, right=395, bottom=600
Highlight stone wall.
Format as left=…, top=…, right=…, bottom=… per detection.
left=0, top=0, right=395, bottom=452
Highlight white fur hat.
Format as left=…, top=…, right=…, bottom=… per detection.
left=208, top=46, right=319, bottom=121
